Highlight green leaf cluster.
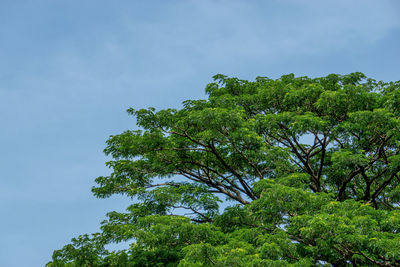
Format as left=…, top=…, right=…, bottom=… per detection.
left=49, top=73, right=400, bottom=266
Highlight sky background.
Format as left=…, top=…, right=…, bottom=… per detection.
left=1, top=0, right=399, bottom=266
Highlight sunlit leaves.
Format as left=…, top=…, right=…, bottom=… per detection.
left=49, top=73, right=400, bottom=266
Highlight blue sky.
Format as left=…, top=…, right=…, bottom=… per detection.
left=1, top=0, right=399, bottom=266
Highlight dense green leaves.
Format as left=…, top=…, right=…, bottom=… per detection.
left=49, top=73, right=400, bottom=266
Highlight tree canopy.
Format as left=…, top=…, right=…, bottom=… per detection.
left=48, top=73, right=400, bottom=266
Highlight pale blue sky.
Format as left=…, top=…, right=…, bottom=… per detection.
left=1, top=0, right=399, bottom=266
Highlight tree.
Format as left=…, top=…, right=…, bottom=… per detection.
left=48, top=73, right=400, bottom=266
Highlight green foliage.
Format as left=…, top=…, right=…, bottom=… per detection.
left=49, top=73, right=400, bottom=266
